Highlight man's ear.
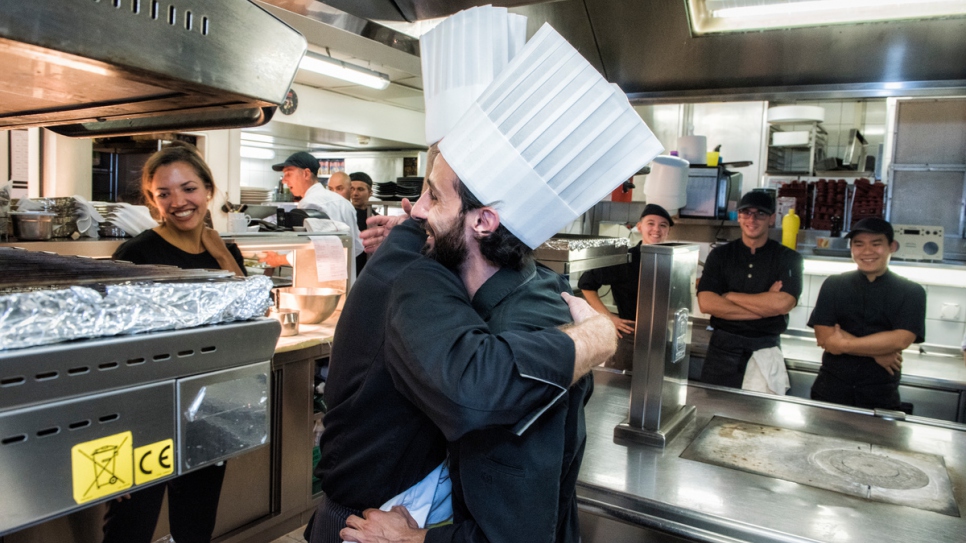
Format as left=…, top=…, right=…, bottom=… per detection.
left=889, top=240, right=899, bottom=254
left=471, top=206, right=500, bottom=237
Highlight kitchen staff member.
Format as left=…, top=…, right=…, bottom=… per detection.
left=327, top=171, right=352, bottom=201
left=808, top=218, right=926, bottom=410
left=578, top=203, right=674, bottom=371
left=274, top=151, right=363, bottom=259
left=105, top=142, right=244, bottom=543
left=336, top=15, right=662, bottom=543
left=349, top=171, right=377, bottom=273
left=308, top=165, right=616, bottom=543
left=697, top=191, right=803, bottom=388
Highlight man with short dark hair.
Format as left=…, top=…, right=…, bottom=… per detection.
left=808, top=217, right=926, bottom=410
left=697, top=191, right=803, bottom=389
left=349, top=171, right=377, bottom=272
left=579, top=203, right=674, bottom=371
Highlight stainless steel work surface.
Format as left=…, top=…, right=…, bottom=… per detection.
left=681, top=417, right=957, bottom=516
left=779, top=334, right=966, bottom=391
left=577, top=371, right=966, bottom=543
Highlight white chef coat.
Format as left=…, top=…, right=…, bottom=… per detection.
left=299, top=182, right=363, bottom=257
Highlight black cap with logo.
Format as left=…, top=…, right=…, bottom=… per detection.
left=736, top=191, right=776, bottom=215
left=846, top=217, right=894, bottom=243
left=272, top=151, right=320, bottom=173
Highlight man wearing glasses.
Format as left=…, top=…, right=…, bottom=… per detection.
left=697, top=191, right=804, bottom=389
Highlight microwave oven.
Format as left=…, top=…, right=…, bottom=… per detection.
left=680, top=166, right=742, bottom=219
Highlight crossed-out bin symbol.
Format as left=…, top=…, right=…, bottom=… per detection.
left=81, top=436, right=128, bottom=496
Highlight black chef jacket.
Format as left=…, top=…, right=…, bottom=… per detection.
left=387, top=258, right=591, bottom=543
left=807, top=269, right=926, bottom=408
left=316, top=220, right=575, bottom=512
left=697, top=238, right=803, bottom=338
left=577, top=242, right=641, bottom=320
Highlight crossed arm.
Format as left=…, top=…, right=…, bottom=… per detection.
left=814, top=324, right=915, bottom=375
left=698, top=281, right=797, bottom=320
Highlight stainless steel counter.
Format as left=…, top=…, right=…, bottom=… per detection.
left=780, top=334, right=966, bottom=391
left=577, top=370, right=966, bottom=543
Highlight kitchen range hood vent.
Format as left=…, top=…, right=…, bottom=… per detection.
left=0, top=0, right=307, bottom=137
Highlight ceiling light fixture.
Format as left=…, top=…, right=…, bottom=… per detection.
left=298, top=52, right=391, bottom=90
left=693, top=0, right=966, bottom=34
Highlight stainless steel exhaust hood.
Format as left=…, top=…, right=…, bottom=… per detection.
left=0, top=0, right=307, bottom=137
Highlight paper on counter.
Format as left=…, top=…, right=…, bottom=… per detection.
left=311, top=236, right=347, bottom=282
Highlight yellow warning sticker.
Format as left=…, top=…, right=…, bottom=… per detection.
left=71, top=431, right=133, bottom=504
left=134, top=439, right=175, bottom=485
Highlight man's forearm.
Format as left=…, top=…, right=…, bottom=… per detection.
left=562, top=314, right=617, bottom=384
left=697, top=292, right=762, bottom=320
left=840, top=330, right=917, bottom=357
left=725, top=291, right=796, bottom=318
left=580, top=289, right=612, bottom=317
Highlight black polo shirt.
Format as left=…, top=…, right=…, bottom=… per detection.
left=807, top=269, right=926, bottom=384
left=697, top=238, right=804, bottom=338
left=577, top=242, right=641, bottom=320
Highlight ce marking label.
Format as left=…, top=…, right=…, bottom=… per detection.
left=134, top=439, right=174, bottom=485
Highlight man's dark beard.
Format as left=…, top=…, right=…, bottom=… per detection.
left=421, top=214, right=468, bottom=270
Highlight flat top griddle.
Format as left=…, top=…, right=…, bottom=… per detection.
left=681, top=416, right=958, bottom=516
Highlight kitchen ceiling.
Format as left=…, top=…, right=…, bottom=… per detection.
left=295, top=0, right=966, bottom=102
left=249, top=0, right=966, bottom=149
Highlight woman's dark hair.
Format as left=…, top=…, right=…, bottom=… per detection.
left=141, top=141, right=216, bottom=212
left=456, top=180, right=533, bottom=271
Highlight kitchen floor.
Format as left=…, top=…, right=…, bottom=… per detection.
left=269, top=525, right=308, bottom=543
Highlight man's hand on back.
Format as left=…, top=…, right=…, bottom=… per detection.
left=341, top=506, right=425, bottom=543
left=362, top=198, right=413, bottom=254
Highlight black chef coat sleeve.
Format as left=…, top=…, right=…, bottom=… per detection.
left=778, top=248, right=804, bottom=300
left=894, top=280, right=927, bottom=343
left=385, top=259, right=575, bottom=442
left=807, top=275, right=840, bottom=329
left=696, top=245, right=726, bottom=295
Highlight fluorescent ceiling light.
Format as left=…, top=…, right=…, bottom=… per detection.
left=240, top=146, right=276, bottom=160
left=691, top=0, right=966, bottom=34
left=299, top=52, right=390, bottom=90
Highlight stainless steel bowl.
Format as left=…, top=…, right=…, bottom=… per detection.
left=11, top=212, right=55, bottom=241
left=276, top=287, right=342, bottom=324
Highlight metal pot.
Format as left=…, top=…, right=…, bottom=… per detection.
left=11, top=212, right=55, bottom=241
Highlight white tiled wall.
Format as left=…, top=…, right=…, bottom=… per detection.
left=788, top=274, right=966, bottom=349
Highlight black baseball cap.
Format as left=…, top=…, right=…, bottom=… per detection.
left=640, top=204, right=674, bottom=227
left=846, top=217, right=894, bottom=243
left=349, top=171, right=373, bottom=187
left=272, top=151, right=319, bottom=173
left=737, top=191, right=776, bottom=215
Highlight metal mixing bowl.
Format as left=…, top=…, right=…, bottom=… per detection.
left=276, top=287, right=342, bottom=324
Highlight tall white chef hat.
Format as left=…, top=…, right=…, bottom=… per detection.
left=421, top=6, right=527, bottom=145
left=439, top=23, right=665, bottom=249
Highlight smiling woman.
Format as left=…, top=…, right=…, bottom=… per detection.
left=105, top=142, right=247, bottom=543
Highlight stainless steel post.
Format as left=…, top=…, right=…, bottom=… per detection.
left=614, top=243, right=698, bottom=448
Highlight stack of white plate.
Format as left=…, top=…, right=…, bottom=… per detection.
left=240, top=187, right=271, bottom=204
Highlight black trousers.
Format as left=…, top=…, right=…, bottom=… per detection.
left=305, top=494, right=362, bottom=543
left=102, top=462, right=226, bottom=543
left=700, top=328, right=780, bottom=389
left=811, top=369, right=902, bottom=411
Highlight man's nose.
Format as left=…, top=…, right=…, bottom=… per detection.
left=411, top=192, right=430, bottom=219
